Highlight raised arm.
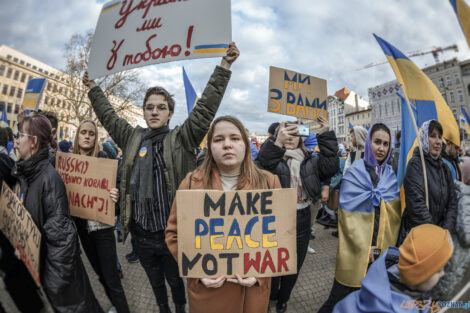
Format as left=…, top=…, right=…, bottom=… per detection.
left=83, top=71, right=135, bottom=150
left=179, top=42, right=239, bottom=149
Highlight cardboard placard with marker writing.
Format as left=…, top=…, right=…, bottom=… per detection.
left=55, top=152, right=117, bottom=226
left=176, top=188, right=297, bottom=278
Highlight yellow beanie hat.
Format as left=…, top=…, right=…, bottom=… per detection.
left=398, top=224, right=454, bottom=286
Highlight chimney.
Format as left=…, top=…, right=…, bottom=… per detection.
left=355, top=93, right=359, bottom=112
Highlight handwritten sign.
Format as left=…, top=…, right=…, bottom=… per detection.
left=0, top=182, right=41, bottom=286
left=87, top=0, right=232, bottom=79
left=176, top=189, right=297, bottom=278
left=55, top=152, right=118, bottom=226
left=268, top=66, right=328, bottom=121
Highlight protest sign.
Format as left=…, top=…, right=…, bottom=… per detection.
left=55, top=152, right=117, bottom=226
left=268, top=66, right=328, bottom=121
left=0, top=182, right=41, bottom=286
left=87, top=0, right=232, bottom=79
left=23, top=78, right=47, bottom=110
left=176, top=188, right=297, bottom=278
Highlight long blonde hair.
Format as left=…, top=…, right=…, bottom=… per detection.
left=73, top=119, right=100, bottom=157
left=199, top=116, right=268, bottom=189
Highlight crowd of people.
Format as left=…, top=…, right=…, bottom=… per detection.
left=0, top=42, right=469, bottom=313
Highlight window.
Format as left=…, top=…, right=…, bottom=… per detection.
left=439, top=78, right=444, bottom=88
left=6, top=68, right=12, bottom=78
left=9, top=86, right=15, bottom=97
left=17, top=88, right=22, bottom=98
left=450, top=91, right=455, bottom=102
left=13, top=70, right=19, bottom=80
left=368, top=112, right=370, bottom=118
left=26, top=63, right=30, bottom=68
left=20, top=60, right=24, bottom=65
left=50, top=98, right=55, bottom=106
left=59, top=87, right=63, bottom=94
left=57, top=99, right=61, bottom=107
left=53, top=84, right=57, bottom=92
left=45, top=96, right=49, bottom=105
left=0, top=102, right=4, bottom=111
left=47, top=83, right=51, bottom=91
left=446, top=76, right=451, bottom=86
left=458, top=89, right=464, bottom=102
left=13, top=57, right=18, bottom=63
left=14, top=104, right=19, bottom=114
left=38, top=68, right=43, bottom=73
left=67, top=103, right=71, bottom=110
left=2, top=85, right=7, bottom=95
left=7, top=103, right=12, bottom=113
left=20, top=73, right=26, bottom=82
left=0, top=65, right=4, bottom=76
left=6, top=55, right=12, bottom=60
left=32, top=65, right=37, bottom=70
left=455, top=73, right=460, bottom=84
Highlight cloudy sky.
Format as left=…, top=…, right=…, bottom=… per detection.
left=1, top=0, right=469, bottom=133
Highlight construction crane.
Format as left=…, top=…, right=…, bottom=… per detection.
left=357, top=44, right=459, bottom=71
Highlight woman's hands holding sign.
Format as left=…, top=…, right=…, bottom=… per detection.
left=201, top=274, right=257, bottom=288
left=227, top=274, right=257, bottom=287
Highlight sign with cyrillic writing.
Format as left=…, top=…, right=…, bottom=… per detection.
left=268, top=66, right=328, bottom=121
left=87, top=0, right=232, bottom=79
left=55, top=152, right=117, bottom=226
left=23, top=78, right=47, bottom=110
left=176, top=188, right=297, bottom=278
left=0, top=182, right=41, bottom=286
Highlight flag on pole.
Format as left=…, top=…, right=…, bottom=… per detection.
left=461, top=106, right=470, bottom=135
left=449, top=0, right=470, bottom=47
left=348, top=121, right=353, bottom=130
left=182, top=67, right=206, bottom=148
left=373, top=34, right=460, bottom=146
left=23, top=78, right=47, bottom=111
left=0, top=104, right=8, bottom=127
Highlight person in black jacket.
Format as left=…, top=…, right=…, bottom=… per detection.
left=256, top=116, right=339, bottom=313
left=14, top=114, right=103, bottom=313
left=404, top=120, right=458, bottom=232
left=72, top=120, right=130, bottom=313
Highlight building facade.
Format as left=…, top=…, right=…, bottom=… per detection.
left=369, top=80, right=401, bottom=141
left=327, top=95, right=346, bottom=142
left=0, top=45, right=145, bottom=141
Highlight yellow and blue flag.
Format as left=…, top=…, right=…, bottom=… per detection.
left=0, top=104, right=8, bottom=127
left=23, top=78, right=47, bottom=111
left=183, top=67, right=207, bottom=148
left=461, top=106, right=470, bottom=135
left=374, top=34, right=460, bottom=146
left=450, top=0, right=470, bottom=47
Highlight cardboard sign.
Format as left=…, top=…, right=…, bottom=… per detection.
left=176, top=188, right=297, bottom=278
left=23, top=78, right=47, bottom=110
left=55, top=152, right=118, bottom=226
left=268, top=66, right=328, bottom=121
left=0, top=182, right=41, bottom=286
left=87, top=0, right=232, bottom=79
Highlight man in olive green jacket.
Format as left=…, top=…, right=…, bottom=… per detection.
left=83, top=42, right=239, bottom=313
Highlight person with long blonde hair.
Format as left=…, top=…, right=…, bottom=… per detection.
left=72, top=119, right=130, bottom=313
left=165, top=116, right=282, bottom=313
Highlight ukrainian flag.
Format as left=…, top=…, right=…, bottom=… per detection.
left=182, top=67, right=206, bottom=148
left=374, top=34, right=460, bottom=146
left=461, top=106, right=470, bottom=135
left=450, top=0, right=470, bottom=47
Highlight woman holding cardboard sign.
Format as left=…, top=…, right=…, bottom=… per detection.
left=256, top=116, right=339, bottom=313
left=165, top=116, right=282, bottom=313
left=72, top=119, right=130, bottom=313
left=14, top=114, right=103, bottom=313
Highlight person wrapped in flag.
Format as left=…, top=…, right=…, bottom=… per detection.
left=318, top=123, right=401, bottom=313
left=403, top=120, right=458, bottom=233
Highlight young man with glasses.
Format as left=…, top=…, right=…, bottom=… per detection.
left=83, top=42, right=239, bottom=313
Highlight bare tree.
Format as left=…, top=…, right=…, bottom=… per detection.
left=43, top=30, right=145, bottom=131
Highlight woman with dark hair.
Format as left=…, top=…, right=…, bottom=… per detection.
left=14, top=114, right=102, bottom=312
left=318, top=123, right=401, bottom=313
left=404, top=120, right=458, bottom=231
left=165, top=115, right=282, bottom=313
left=72, top=120, right=130, bottom=313
left=256, top=116, right=339, bottom=313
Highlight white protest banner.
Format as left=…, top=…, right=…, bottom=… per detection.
left=176, top=188, right=297, bottom=278
left=268, top=66, right=328, bottom=121
left=88, top=0, right=232, bottom=79
left=55, top=152, right=118, bottom=226
left=0, top=182, right=41, bottom=286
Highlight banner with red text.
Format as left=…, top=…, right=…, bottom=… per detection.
left=87, top=0, right=232, bottom=79
left=56, top=152, right=118, bottom=226
left=175, top=188, right=297, bottom=278
left=0, top=182, right=41, bottom=286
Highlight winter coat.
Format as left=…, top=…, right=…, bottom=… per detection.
left=334, top=247, right=432, bottom=313
left=255, top=130, right=339, bottom=203
left=88, top=65, right=231, bottom=240
left=442, top=149, right=462, bottom=182
left=432, top=181, right=470, bottom=300
left=14, top=148, right=102, bottom=313
left=404, top=147, right=458, bottom=232
left=165, top=169, right=281, bottom=313
left=0, top=150, right=16, bottom=188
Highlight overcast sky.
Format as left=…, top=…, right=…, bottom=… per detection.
left=1, top=0, right=469, bottom=133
